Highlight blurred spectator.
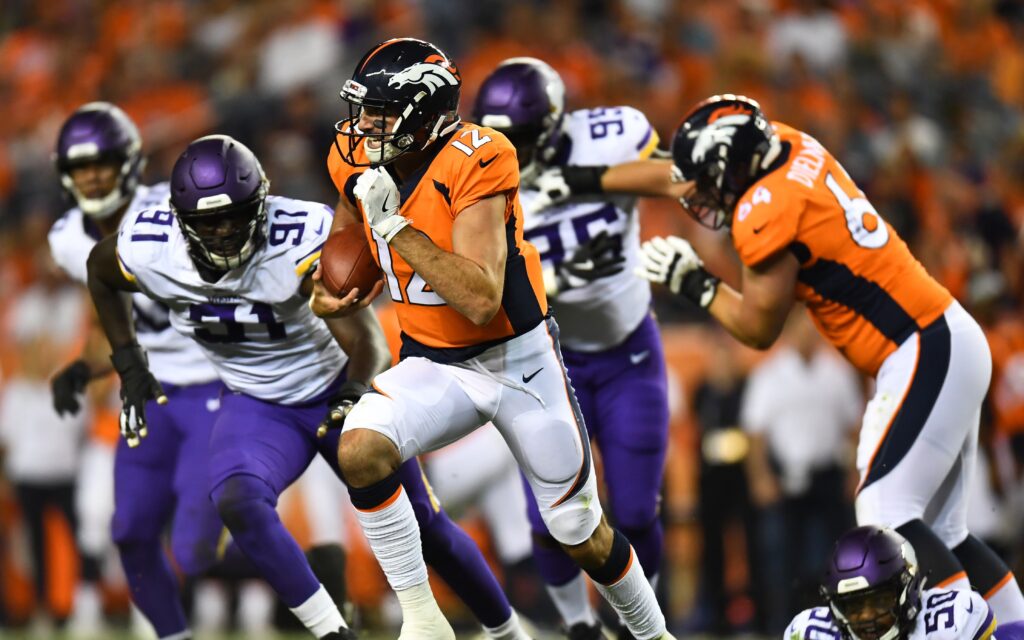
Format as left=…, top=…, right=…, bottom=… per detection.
left=2, top=0, right=1024, bottom=634
left=0, top=247, right=95, bottom=633
left=741, top=312, right=861, bottom=633
left=690, top=333, right=756, bottom=635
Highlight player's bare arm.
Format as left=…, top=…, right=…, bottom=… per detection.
left=599, top=159, right=694, bottom=199
left=303, top=271, right=392, bottom=386
left=707, top=251, right=799, bottom=349
left=87, top=234, right=141, bottom=350
left=529, top=159, right=694, bottom=211
left=389, top=193, right=508, bottom=327
left=639, top=235, right=797, bottom=349
left=86, top=233, right=166, bottom=447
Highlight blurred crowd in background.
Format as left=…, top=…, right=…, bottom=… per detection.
left=2, top=0, right=1024, bottom=636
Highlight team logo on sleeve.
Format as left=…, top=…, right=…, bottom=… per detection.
left=388, top=62, right=460, bottom=95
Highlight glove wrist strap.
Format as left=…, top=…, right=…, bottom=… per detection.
left=110, top=343, right=148, bottom=375
left=562, top=165, right=608, bottom=195
left=374, top=216, right=412, bottom=243
left=681, top=268, right=720, bottom=309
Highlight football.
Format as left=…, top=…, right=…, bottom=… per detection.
left=319, top=224, right=381, bottom=298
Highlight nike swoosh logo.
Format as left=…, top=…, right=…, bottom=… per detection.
left=966, top=599, right=974, bottom=614
left=381, top=192, right=391, bottom=213
left=630, top=350, right=650, bottom=365
left=315, top=218, right=325, bottom=235
left=522, top=368, right=543, bottom=383
left=479, top=155, right=498, bottom=168
left=753, top=224, right=766, bottom=234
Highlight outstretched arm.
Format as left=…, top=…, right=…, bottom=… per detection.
left=86, top=234, right=139, bottom=350
left=315, top=299, right=394, bottom=436
left=638, top=236, right=798, bottom=350
left=707, top=252, right=799, bottom=350
left=528, top=159, right=694, bottom=212
left=86, top=235, right=165, bottom=447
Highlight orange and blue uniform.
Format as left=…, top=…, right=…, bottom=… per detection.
left=730, top=122, right=953, bottom=377
left=328, top=122, right=548, bottom=362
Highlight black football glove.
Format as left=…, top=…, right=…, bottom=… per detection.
left=51, top=359, right=91, bottom=417
left=110, top=343, right=166, bottom=448
left=545, top=231, right=625, bottom=294
left=318, top=380, right=368, bottom=437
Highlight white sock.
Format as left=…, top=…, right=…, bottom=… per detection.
left=593, top=548, right=666, bottom=640
left=483, top=609, right=532, bottom=639
left=395, top=580, right=446, bottom=624
left=620, top=572, right=660, bottom=630
left=193, top=580, right=229, bottom=632
left=289, top=584, right=347, bottom=637
left=986, top=573, right=1024, bottom=624
left=354, top=486, right=429, bottom=591
left=548, top=571, right=596, bottom=627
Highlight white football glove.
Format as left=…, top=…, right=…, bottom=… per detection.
left=637, top=235, right=719, bottom=308
left=354, top=168, right=411, bottom=243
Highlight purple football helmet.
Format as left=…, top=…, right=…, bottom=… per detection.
left=472, top=57, right=565, bottom=182
left=54, top=102, right=144, bottom=219
left=336, top=37, right=462, bottom=167
left=671, top=94, right=780, bottom=230
left=822, top=526, right=923, bottom=640
left=169, top=135, right=269, bottom=271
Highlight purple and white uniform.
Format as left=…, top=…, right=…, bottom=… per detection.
left=49, top=181, right=224, bottom=636
left=115, top=194, right=517, bottom=629
left=520, top=106, right=669, bottom=581
left=785, top=588, right=995, bottom=640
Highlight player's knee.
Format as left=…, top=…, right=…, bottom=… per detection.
left=560, top=517, right=616, bottom=573
left=171, top=535, right=218, bottom=577
left=609, top=499, right=659, bottom=533
left=110, top=504, right=156, bottom=549
left=543, top=500, right=602, bottom=548
left=514, top=412, right=582, bottom=485
left=338, top=428, right=401, bottom=488
left=212, top=475, right=275, bottom=534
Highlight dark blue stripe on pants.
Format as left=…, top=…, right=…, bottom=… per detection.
left=861, top=314, right=951, bottom=490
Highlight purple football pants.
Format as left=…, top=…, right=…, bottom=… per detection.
left=112, top=380, right=224, bottom=637
left=525, top=313, right=670, bottom=585
left=207, top=382, right=513, bottom=627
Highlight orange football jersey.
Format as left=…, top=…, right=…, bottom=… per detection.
left=730, top=122, right=953, bottom=376
left=327, top=123, right=548, bottom=361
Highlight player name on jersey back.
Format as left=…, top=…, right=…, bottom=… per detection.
left=115, top=195, right=346, bottom=404
left=785, top=589, right=995, bottom=640
left=48, top=182, right=218, bottom=386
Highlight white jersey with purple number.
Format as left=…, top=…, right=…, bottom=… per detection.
left=115, top=195, right=345, bottom=405
left=48, top=182, right=218, bottom=386
left=784, top=588, right=995, bottom=640
left=521, top=106, right=660, bottom=352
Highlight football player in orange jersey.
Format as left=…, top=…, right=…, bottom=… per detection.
left=311, top=38, right=673, bottom=640
left=625, top=94, right=1024, bottom=628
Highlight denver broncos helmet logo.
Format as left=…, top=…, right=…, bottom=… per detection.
left=389, top=62, right=460, bottom=95
left=688, top=114, right=751, bottom=163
